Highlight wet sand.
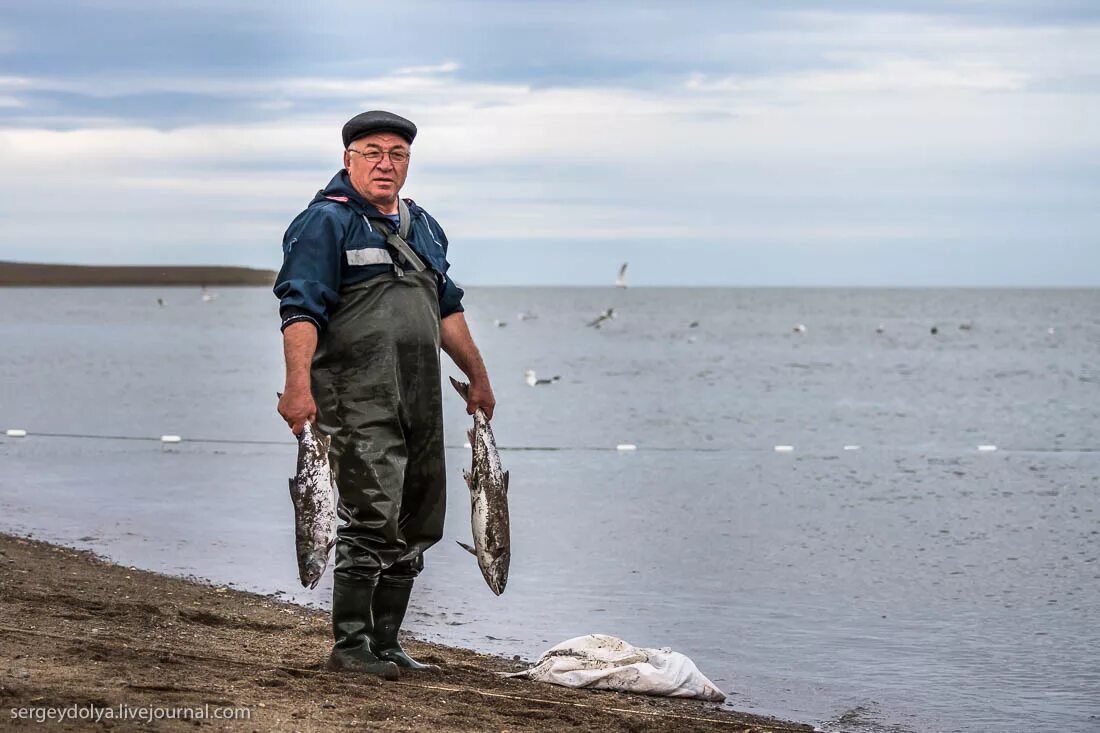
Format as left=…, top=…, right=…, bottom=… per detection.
left=0, top=533, right=810, bottom=732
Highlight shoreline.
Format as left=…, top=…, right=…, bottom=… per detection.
left=0, top=261, right=276, bottom=287
left=0, top=532, right=811, bottom=732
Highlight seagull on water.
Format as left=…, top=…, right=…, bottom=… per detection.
left=524, top=369, right=560, bottom=387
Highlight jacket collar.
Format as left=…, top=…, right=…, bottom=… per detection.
left=311, top=170, right=417, bottom=218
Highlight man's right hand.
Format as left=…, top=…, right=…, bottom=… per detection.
left=278, top=388, right=317, bottom=436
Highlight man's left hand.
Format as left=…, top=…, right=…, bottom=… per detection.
left=465, top=379, right=496, bottom=420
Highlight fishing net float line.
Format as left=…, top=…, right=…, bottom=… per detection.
left=3, top=428, right=1094, bottom=454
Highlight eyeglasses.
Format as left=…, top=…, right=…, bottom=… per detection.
left=347, top=147, right=410, bottom=164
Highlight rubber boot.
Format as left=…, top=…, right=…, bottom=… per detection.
left=325, top=578, right=400, bottom=680
left=372, top=580, right=441, bottom=671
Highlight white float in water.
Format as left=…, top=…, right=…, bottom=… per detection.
left=774, top=445, right=794, bottom=453
left=977, top=445, right=998, bottom=452
left=843, top=445, right=861, bottom=451
left=5, top=429, right=27, bottom=438
left=160, top=435, right=182, bottom=444
left=616, top=444, right=637, bottom=451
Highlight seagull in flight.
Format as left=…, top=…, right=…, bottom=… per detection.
left=587, top=308, right=615, bottom=328
left=615, top=262, right=629, bottom=288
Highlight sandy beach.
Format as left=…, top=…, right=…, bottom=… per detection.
left=0, top=533, right=810, bottom=732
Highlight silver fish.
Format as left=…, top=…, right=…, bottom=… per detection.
left=289, top=421, right=338, bottom=589
left=450, top=376, right=510, bottom=595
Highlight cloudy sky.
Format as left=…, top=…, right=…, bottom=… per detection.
left=1, top=1, right=1097, bottom=285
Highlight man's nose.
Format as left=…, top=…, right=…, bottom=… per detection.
left=376, top=156, right=395, bottom=172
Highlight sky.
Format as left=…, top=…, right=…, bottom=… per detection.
left=0, top=0, right=1097, bottom=286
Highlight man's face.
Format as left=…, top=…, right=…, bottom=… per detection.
left=343, top=131, right=411, bottom=208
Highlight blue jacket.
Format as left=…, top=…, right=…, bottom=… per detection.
left=274, top=170, right=464, bottom=331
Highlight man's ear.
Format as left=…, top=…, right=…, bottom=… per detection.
left=343, top=150, right=351, bottom=169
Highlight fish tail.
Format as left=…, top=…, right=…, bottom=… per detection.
left=449, top=376, right=470, bottom=401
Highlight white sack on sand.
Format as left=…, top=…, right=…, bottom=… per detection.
left=507, top=634, right=727, bottom=702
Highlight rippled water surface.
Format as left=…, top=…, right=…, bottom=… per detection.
left=1, top=287, right=1098, bottom=732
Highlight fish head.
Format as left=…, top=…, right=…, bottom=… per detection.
left=298, top=551, right=329, bottom=590
left=482, top=552, right=510, bottom=596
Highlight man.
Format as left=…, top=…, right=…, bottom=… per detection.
left=274, top=110, right=495, bottom=679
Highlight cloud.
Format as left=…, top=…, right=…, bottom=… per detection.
left=395, top=61, right=460, bottom=75
left=0, top=76, right=32, bottom=89
left=687, top=58, right=1030, bottom=95
left=0, top=2, right=1097, bottom=283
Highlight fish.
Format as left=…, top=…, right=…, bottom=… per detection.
left=288, top=421, right=338, bottom=589
left=449, top=376, right=511, bottom=595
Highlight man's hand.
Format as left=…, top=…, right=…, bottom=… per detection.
left=278, top=387, right=317, bottom=436
left=465, top=378, right=496, bottom=421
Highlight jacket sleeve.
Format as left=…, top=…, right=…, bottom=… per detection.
left=273, top=205, right=346, bottom=332
left=423, top=213, right=465, bottom=318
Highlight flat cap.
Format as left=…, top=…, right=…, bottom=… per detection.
left=342, top=110, right=417, bottom=148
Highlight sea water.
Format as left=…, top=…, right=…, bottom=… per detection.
left=1, top=286, right=1097, bottom=732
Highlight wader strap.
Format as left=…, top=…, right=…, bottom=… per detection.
left=397, top=197, right=411, bottom=240
left=361, top=203, right=426, bottom=274
left=386, top=232, right=426, bottom=273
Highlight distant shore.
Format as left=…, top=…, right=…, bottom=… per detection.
left=0, top=533, right=809, bottom=732
left=0, top=261, right=277, bottom=287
